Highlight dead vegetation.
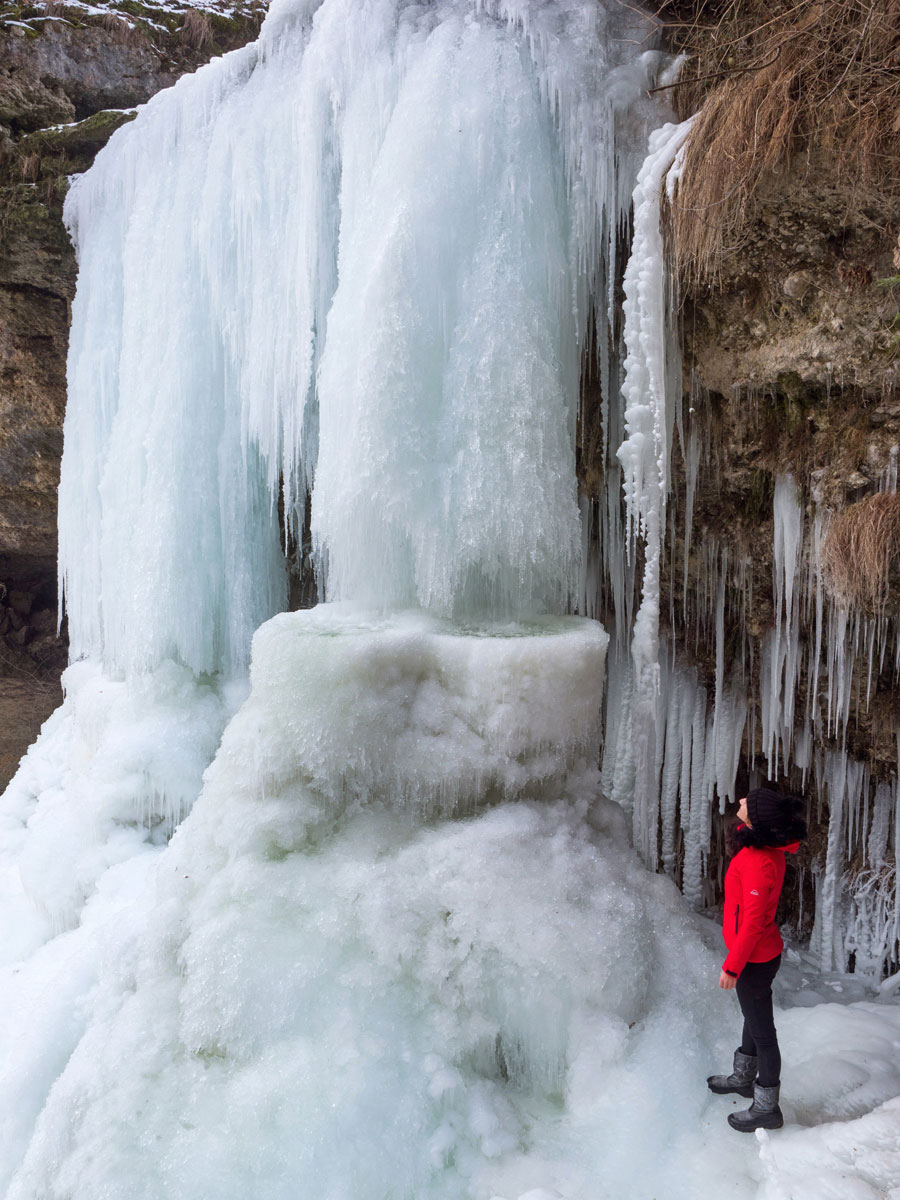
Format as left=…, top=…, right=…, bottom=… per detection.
left=653, top=0, right=900, bottom=282
left=181, top=8, right=213, bottom=51
left=821, top=492, right=900, bottom=613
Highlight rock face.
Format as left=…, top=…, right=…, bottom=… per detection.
left=2, top=22, right=175, bottom=131
left=0, top=0, right=264, bottom=788
left=683, top=164, right=899, bottom=481
left=674, top=162, right=900, bottom=645
left=664, top=167, right=899, bottom=937
left=0, top=185, right=70, bottom=564
left=668, top=162, right=900, bottom=627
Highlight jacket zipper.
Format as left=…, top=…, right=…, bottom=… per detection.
left=735, top=904, right=740, bottom=935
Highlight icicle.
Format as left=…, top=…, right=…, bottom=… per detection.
left=682, top=680, right=707, bottom=908
left=764, top=475, right=803, bottom=774
left=616, top=118, right=692, bottom=862
left=659, top=671, right=683, bottom=876
left=881, top=444, right=899, bottom=494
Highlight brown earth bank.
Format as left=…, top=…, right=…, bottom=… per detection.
left=0, top=550, right=66, bottom=790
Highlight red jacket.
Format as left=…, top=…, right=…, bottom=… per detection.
left=722, top=833, right=799, bottom=977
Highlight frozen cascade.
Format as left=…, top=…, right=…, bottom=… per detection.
left=4, top=0, right=900, bottom=1192
left=59, top=0, right=669, bottom=670
left=0, top=0, right=766, bottom=1197
left=615, top=119, right=691, bottom=863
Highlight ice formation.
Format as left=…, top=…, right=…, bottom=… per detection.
left=615, top=118, right=692, bottom=864
left=0, top=0, right=735, bottom=1195
left=618, top=459, right=900, bottom=973
left=606, top=126, right=900, bottom=976
left=2, top=0, right=900, bottom=1194
left=58, top=0, right=669, bottom=669
left=599, top=115, right=748, bottom=903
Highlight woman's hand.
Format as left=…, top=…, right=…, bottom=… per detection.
left=719, top=970, right=737, bottom=990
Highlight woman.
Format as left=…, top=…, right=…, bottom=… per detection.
left=707, top=785, right=807, bottom=1132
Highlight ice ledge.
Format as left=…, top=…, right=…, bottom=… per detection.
left=205, top=605, right=609, bottom=839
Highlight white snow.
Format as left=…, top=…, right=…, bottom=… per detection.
left=4, top=607, right=895, bottom=1200
left=0, top=662, right=239, bottom=1188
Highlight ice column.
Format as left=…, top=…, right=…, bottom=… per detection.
left=616, top=119, right=691, bottom=863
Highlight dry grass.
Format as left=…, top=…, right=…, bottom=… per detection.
left=181, top=8, right=213, bottom=51
left=654, top=0, right=900, bottom=281
left=35, top=0, right=76, bottom=19
left=98, top=10, right=141, bottom=42
left=821, top=492, right=900, bottom=613
left=19, top=151, right=40, bottom=182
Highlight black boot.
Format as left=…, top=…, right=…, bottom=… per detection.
left=707, top=1049, right=757, bottom=1098
left=727, top=1082, right=784, bottom=1132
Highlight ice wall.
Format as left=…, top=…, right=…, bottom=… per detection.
left=59, top=0, right=668, bottom=675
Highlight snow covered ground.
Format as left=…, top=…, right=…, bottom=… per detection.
left=1, top=609, right=899, bottom=1200
left=2, top=0, right=265, bottom=33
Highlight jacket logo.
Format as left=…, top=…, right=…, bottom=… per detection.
left=750, top=889, right=759, bottom=895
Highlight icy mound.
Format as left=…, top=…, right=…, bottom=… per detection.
left=3, top=611, right=728, bottom=1200
left=0, top=661, right=236, bottom=956
left=207, top=606, right=611, bottom=831
left=0, top=662, right=239, bottom=1188
left=8, top=802, right=724, bottom=1200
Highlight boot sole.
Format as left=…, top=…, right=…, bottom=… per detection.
left=727, top=1111, right=784, bottom=1133
left=707, top=1081, right=754, bottom=1098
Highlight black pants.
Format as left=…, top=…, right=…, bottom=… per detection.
left=737, top=953, right=781, bottom=1088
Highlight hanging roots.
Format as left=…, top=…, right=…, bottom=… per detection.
left=653, top=0, right=900, bottom=282
left=821, top=492, right=900, bottom=614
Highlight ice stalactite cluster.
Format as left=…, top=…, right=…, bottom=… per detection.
left=713, top=474, right=900, bottom=977
left=599, top=117, right=747, bottom=904
left=607, top=126, right=900, bottom=979
left=608, top=400, right=900, bottom=973
left=761, top=478, right=900, bottom=977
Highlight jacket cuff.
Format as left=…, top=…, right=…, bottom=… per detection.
left=724, top=968, right=737, bottom=977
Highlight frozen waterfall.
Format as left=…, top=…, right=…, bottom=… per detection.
left=3, top=0, right=900, bottom=1197
left=58, top=0, right=667, bottom=671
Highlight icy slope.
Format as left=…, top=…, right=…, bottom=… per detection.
left=7, top=610, right=900, bottom=1198
left=0, top=610, right=726, bottom=1199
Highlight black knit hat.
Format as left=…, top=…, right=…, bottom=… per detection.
left=745, top=785, right=808, bottom=847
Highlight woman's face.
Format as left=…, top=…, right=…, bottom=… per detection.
left=737, top=795, right=750, bottom=826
